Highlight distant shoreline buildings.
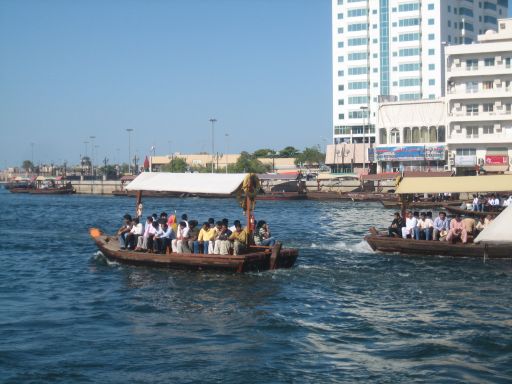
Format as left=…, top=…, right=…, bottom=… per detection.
left=329, top=0, right=511, bottom=176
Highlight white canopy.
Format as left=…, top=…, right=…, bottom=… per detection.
left=125, top=172, right=250, bottom=195
left=474, top=205, right=512, bottom=244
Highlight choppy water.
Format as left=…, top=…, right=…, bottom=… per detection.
left=1, top=188, right=511, bottom=383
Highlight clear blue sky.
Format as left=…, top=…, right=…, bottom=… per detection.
left=0, top=0, right=332, bottom=167
left=1, top=1, right=511, bottom=168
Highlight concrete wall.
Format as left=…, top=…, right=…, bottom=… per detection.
left=72, top=180, right=122, bottom=195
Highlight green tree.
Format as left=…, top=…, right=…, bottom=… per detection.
left=99, top=164, right=118, bottom=179
left=161, top=157, right=188, bottom=172
left=22, top=160, right=34, bottom=172
left=253, top=148, right=275, bottom=158
left=294, top=147, right=325, bottom=167
left=279, top=146, right=299, bottom=158
left=228, top=151, right=271, bottom=173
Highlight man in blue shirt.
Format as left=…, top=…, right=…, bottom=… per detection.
left=433, top=211, right=450, bottom=241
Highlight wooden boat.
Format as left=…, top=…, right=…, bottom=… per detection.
left=9, top=176, right=75, bottom=194
left=380, top=199, right=463, bottom=209
left=363, top=175, right=512, bottom=259
left=348, top=192, right=396, bottom=202
left=443, top=205, right=501, bottom=218
left=91, top=172, right=300, bottom=272
left=90, top=228, right=297, bottom=272
left=306, top=191, right=353, bottom=201
left=364, top=228, right=511, bottom=259
left=256, top=192, right=307, bottom=201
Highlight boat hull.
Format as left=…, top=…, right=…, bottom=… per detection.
left=29, top=188, right=75, bottom=194
left=443, top=205, right=500, bottom=218
left=256, top=192, right=307, bottom=201
left=90, top=229, right=298, bottom=272
left=365, top=234, right=511, bottom=258
left=380, top=200, right=463, bottom=209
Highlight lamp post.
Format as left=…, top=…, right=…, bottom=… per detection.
left=90, top=136, right=96, bottom=177
left=30, top=142, right=34, bottom=166
left=150, top=145, right=156, bottom=172
left=126, top=128, right=134, bottom=174
left=360, top=106, right=368, bottom=172
left=209, top=118, right=217, bottom=173
left=225, top=133, right=229, bottom=173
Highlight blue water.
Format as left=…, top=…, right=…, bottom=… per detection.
left=1, top=188, right=511, bottom=383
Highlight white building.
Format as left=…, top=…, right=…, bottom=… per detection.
left=332, top=0, right=508, bottom=145
left=375, top=99, right=447, bottom=173
left=446, top=18, right=512, bottom=175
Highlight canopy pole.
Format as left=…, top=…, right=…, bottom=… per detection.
left=135, top=190, right=143, bottom=219
left=246, top=177, right=252, bottom=235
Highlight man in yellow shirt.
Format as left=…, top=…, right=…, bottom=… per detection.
left=229, top=222, right=249, bottom=255
left=195, top=222, right=217, bottom=254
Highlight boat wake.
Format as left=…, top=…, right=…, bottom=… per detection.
left=309, top=240, right=374, bottom=254
left=91, top=251, right=119, bottom=267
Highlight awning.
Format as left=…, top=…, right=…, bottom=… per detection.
left=125, top=172, right=253, bottom=195
left=395, top=175, right=512, bottom=194
left=36, top=176, right=46, bottom=181
left=474, top=205, right=512, bottom=244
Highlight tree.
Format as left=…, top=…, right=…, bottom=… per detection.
left=228, top=151, right=271, bottom=173
left=279, top=146, right=299, bottom=158
left=99, top=164, right=118, bottom=179
left=294, top=147, right=325, bottom=167
left=253, top=148, right=275, bottom=158
left=22, top=160, right=34, bottom=172
left=161, top=157, right=188, bottom=172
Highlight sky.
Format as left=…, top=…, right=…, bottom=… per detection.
left=0, top=0, right=332, bottom=168
left=1, top=1, right=511, bottom=168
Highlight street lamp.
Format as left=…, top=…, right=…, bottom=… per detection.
left=209, top=118, right=217, bottom=173
left=90, top=136, right=96, bottom=177
left=30, top=142, right=34, bottom=165
left=360, top=106, right=368, bottom=172
left=225, top=133, right=229, bottom=174
left=126, top=128, right=134, bottom=173
left=150, top=145, right=156, bottom=172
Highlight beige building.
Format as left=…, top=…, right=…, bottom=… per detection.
left=150, top=153, right=298, bottom=173
left=446, top=18, right=512, bottom=175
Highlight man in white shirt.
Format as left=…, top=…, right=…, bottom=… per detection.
left=503, top=195, right=512, bottom=207
left=176, top=222, right=191, bottom=253
left=125, top=217, right=143, bottom=250
left=414, top=212, right=434, bottom=240
left=401, top=211, right=418, bottom=239
left=135, top=216, right=156, bottom=251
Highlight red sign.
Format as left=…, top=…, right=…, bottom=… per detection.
left=485, top=155, right=508, bottom=165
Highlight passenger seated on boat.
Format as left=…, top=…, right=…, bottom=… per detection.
left=160, top=212, right=168, bottom=222
left=214, top=223, right=232, bottom=255
left=195, top=222, right=215, bottom=254
left=462, top=217, right=477, bottom=239
left=208, top=218, right=215, bottom=229
left=117, top=214, right=133, bottom=250
left=135, top=216, right=156, bottom=251
left=433, top=212, right=449, bottom=241
left=254, top=220, right=276, bottom=246
left=446, top=214, right=467, bottom=244
left=503, top=196, right=512, bottom=207
left=414, top=212, right=434, bottom=240
left=125, top=217, right=143, bottom=250
left=401, top=211, right=418, bottom=239
left=229, top=222, right=249, bottom=255
left=387, top=212, right=405, bottom=238
left=186, top=220, right=199, bottom=252
left=181, top=214, right=189, bottom=228
left=472, top=195, right=481, bottom=212
left=154, top=221, right=173, bottom=253
left=229, top=220, right=240, bottom=232
left=173, top=221, right=190, bottom=253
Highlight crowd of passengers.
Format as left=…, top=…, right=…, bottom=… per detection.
left=388, top=210, right=495, bottom=244
left=117, top=212, right=276, bottom=256
left=469, top=194, right=512, bottom=212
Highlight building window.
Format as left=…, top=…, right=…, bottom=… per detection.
left=428, top=19, right=434, bottom=25
left=482, top=81, right=493, bottom=90
left=428, top=64, right=435, bottom=70
left=338, top=113, right=344, bottom=120
left=483, top=103, right=494, bottom=112
left=438, top=126, right=446, bottom=142
left=428, top=3, right=434, bottom=10
left=399, top=48, right=420, bottom=57
left=466, top=59, right=478, bottom=70
left=399, top=63, right=420, bottom=72
left=379, top=128, right=388, bottom=144
left=403, top=127, right=411, bottom=143
left=420, top=127, right=429, bottom=143
left=466, top=81, right=478, bottom=93
left=428, top=33, right=435, bottom=40
left=412, top=127, right=420, bottom=143
left=399, top=18, right=420, bottom=27
left=483, top=125, right=494, bottom=134
left=456, top=148, right=476, bottom=156
left=398, top=3, right=419, bottom=12
left=390, top=128, right=400, bottom=144
left=429, top=79, right=435, bottom=86
left=399, top=78, right=421, bottom=87
left=466, top=126, right=479, bottom=138
left=484, top=58, right=495, bottom=66
left=429, top=127, right=437, bottom=142
left=466, top=104, right=479, bottom=116
left=428, top=49, right=435, bottom=55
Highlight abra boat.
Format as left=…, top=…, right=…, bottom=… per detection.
left=365, top=227, right=510, bottom=258
left=365, top=175, right=512, bottom=259
left=90, top=172, right=299, bottom=272
left=380, top=199, right=463, bottom=209
left=443, top=205, right=501, bottom=218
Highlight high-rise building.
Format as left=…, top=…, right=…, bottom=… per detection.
left=445, top=18, right=512, bottom=175
left=332, top=0, right=508, bottom=145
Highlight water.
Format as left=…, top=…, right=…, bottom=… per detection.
left=1, top=188, right=511, bottom=383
